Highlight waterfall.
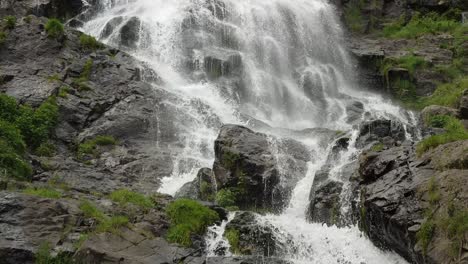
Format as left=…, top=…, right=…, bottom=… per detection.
left=80, top=0, right=415, bottom=263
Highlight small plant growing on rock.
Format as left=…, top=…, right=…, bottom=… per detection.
left=4, top=16, right=16, bottom=29
left=45, top=19, right=64, bottom=39
left=35, top=242, right=73, bottom=264
left=23, top=187, right=62, bottom=199
left=79, top=34, right=103, bottom=50
left=109, top=189, right=155, bottom=210
left=166, top=199, right=219, bottom=246
left=224, top=228, right=241, bottom=254
left=79, top=200, right=129, bottom=234
left=0, top=31, right=6, bottom=45
left=78, top=135, right=117, bottom=160
left=72, top=59, right=94, bottom=91
left=216, top=189, right=237, bottom=208
left=58, top=86, right=71, bottom=98
left=35, top=141, right=56, bottom=157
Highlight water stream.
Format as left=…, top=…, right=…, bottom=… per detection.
left=81, top=0, right=415, bottom=262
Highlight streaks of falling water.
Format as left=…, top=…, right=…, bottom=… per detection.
left=81, top=0, right=415, bottom=263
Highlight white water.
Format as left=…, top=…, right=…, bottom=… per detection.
left=81, top=0, right=415, bottom=263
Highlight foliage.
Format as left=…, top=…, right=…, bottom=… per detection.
left=417, top=219, right=435, bottom=255
left=344, top=0, right=365, bottom=33
left=79, top=34, right=103, bottom=50
left=78, top=135, right=116, bottom=159
left=58, top=87, right=70, bottom=98
left=0, top=140, right=32, bottom=180
left=216, top=189, right=237, bottom=207
left=380, top=55, right=427, bottom=77
left=416, top=115, right=468, bottom=156
left=35, top=242, right=73, bottom=264
left=24, top=187, right=62, bottom=199
left=439, top=208, right=468, bottom=257
left=225, top=229, right=241, bottom=254
left=414, top=77, right=468, bottom=109
left=0, top=93, right=20, bottom=123
left=45, top=19, right=64, bottom=39
left=72, top=59, right=94, bottom=91
left=35, top=142, right=56, bottom=157
left=4, top=16, right=16, bottom=30
left=0, top=119, right=26, bottom=154
left=166, top=199, right=219, bottom=246
left=109, top=189, right=154, bottom=210
left=79, top=200, right=128, bottom=234
left=0, top=31, right=6, bottom=45
left=382, top=12, right=461, bottom=39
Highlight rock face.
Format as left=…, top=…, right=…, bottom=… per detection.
left=356, top=119, right=406, bottom=148
left=175, top=167, right=216, bottom=201
left=0, top=192, right=80, bottom=264
left=213, top=125, right=310, bottom=212
left=355, top=140, right=468, bottom=264
left=224, top=212, right=284, bottom=256
left=0, top=0, right=85, bottom=20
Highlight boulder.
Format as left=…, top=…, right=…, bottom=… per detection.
left=119, top=17, right=141, bottom=49
left=175, top=168, right=216, bottom=201
left=307, top=179, right=343, bottom=226
left=421, top=105, right=459, bottom=121
left=213, top=125, right=279, bottom=211
left=355, top=140, right=468, bottom=264
left=224, top=212, right=284, bottom=256
left=356, top=119, right=406, bottom=147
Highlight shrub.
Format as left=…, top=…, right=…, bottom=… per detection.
left=416, top=115, right=468, bottom=155
left=417, top=219, right=435, bottom=255
left=45, top=19, right=64, bottom=38
left=0, top=141, right=32, bottom=180
left=166, top=199, right=219, bottom=246
left=4, top=16, right=16, bottom=29
left=0, top=119, right=26, bottom=154
left=79, top=200, right=129, bottom=234
left=35, top=242, right=73, bottom=264
left=0, top=31, right=6, bottom=45
left=16, top=97, right=59, bottom=149
left=79, top=34, right=103, bottom=50
left=216, top=189, right=237, bottom=207
left=224, top=228, right=241, bottom=254
left=0, top=93, right=20, bottom=123
left=78, top=135, right=116, bottom=159
left=35, top=142, right=56, bottom=157
left=23, top=187, right=62, bottom=199
left=382, top=12, right=461, bottom=39
left=109, top=189, right=154, bottom=209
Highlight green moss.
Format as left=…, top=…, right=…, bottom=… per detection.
left=23, top=187, right=62, bottom=199
left=35, top=142, right=56, bottom=157
left=72, top=59, right=94, bottom=91
left=109, top=189, right=154, bottom=210
left=78, top=135, right=117, bottom=159
left=45, top=19, right=64, bottom=39
left=416, top=116, right=468, bottom=156
left=371, top=143, right=384, bottom=152
left=224, top=229, right=241, bottom=254
left=79, top=200, right=128, bottom=234
left=79, top=34, right=103, bottom=50
left=47, top=74, right=61, bottom=82
left=344, top=0, right=366, bottom=33
left=417, top=219, right=435, bottom=255
left=35, top=242, right=73, bottom=264
left=381, top=55, right=427, bottom=77
left=0, top=31, right=6, bottom=45
left=4, top=16, right=16, bottom=30
left=382, top=12, right=461, bottom=39
left=223, top=151, right=240, bottom=169
left=216, top=189, right=237, bottom=207
left=166, top=199, right=219, bottom=246
left=58, top=87, right=70, bottom=98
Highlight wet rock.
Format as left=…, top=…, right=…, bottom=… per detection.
left=308, top=179, right=343, bottom=226
left=356, top=119, right=406, bottom=148
left=345, top=100, right=365, bottom=123
left=206, top=256, right=292, bottom=264
left=0, top=0, right=85, bottom=20
left=224, top=212, right=284, bottom=256
left=213, top=125, right=280, bottom=211
left=120, top=17, right=141, bottom=49
left=175, top=168, right=216, bottom=201
left=0, top=191, right=81, bottom=263
left=459, top=90, right=468, bottom=119
left=355, top=141, right=468, bottom=264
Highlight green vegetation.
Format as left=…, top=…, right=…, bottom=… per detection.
left=47, top=74, right=61, bottom=82
left=4, top=16, right=16, bottom=30
left=223, top=151, right=240, bottom=169
left=109, top=189, right=154, bottom=210
left=371, top=143, right=384, bottom=152
left=35, top=142, right=56, bottom=157
left=23, top=187, right=62, bottom=199
left=344, top=0, right=365, bottom=33
left=439, top=208, right=468, bottom=257
left=224, top=229, right=241, bottom=254
left=380, top=55, right=427, bottom=78
left=58, top=87, right=71, bottom=98
left=416, top=219, right=435, bottom=255
left=414, top=78, right=468, bottom=109
left=79, top=200, right=129, bottom=234
left=0, top=94, right=58, bottom=180
left=78, top=135, right=117, bottom=159
left=200, top=180, right=214, bottom=201
left=79, top=34, right=103, bottom=50
left=416, top=115, right=468, bottom=156
left=45, top=19, right=64, bottom=39
left=35, top=242, right=73, bottom=264
left=382, top=12, right=461, bottom=39
left=0, top=31, right=6, bottom=45
left=166, top=199, right=219, bottom=246
left=72, top=59, right=93, bottom=91
left=216, top=189, right=237, bottom=207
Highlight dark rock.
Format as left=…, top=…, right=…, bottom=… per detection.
left=308, top=179, right=344, bottom=226
left=355, top=141, right=468, bottom=264
left=119, top=17, right=141, bottom=49
left=175, top=168, right=216, bottom=201
left=224, top=212, right=284, bottom=256
left=213, top=125, right=280, bottom=211
left=0, top=0, right=85, bottom=20
left=0, top=192, right=81, bottom=263
left=459, top=91, right=468, bottom=119
left=357, top=119, right=406, bottom=147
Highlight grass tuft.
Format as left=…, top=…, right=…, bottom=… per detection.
left=23, top=187, right=62, bottom=199
left=4, top=16, right=16, bottom=30
left=109, top=189, right=154, bottom=210
left=79, top=34, right=103, bottom=50
left=45, top=19, right=64, bottom=39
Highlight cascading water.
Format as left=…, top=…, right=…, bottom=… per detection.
left=80, top=0, right=416, bottom=263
